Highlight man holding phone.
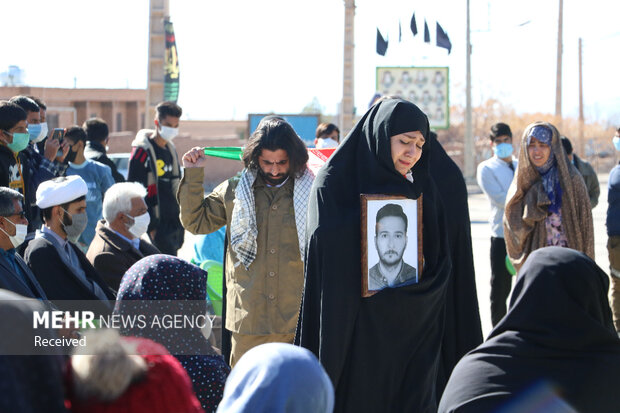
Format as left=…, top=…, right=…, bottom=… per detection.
left=9, top=96, right=69, bottom=233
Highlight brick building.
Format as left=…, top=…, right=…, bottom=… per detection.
left=0, top=86, right=248, bottom=187
left=0, top=86, right=146, bottom=133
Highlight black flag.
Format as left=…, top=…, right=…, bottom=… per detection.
left=376, top=28, right=388, bottom=56
left=410, top=12, right=418, bottom=36
left=424, top=20, right=430, bottom=43
left=436, top=22, right=452, bottom=54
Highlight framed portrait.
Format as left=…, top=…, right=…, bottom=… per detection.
left=361, top=194, right=423, bottom=298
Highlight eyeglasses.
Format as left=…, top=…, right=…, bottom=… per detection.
left=3, top=211, right=25, bottom=219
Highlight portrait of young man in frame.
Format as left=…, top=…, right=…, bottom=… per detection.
left=361, top=195, right=423, bottom=297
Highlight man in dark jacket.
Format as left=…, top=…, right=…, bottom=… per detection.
left=561, top=136, right=600, bottom=208
left=23, top=176, right=115, bottom=311
left=87, top=182, right=160, bottom=291
left=127, top=101, right=183, bottom=255
left=9, top=96, right=67, bottom=232
left=0, top=187, right=47, bottom=299
left=83, top=117, right=125, bottom=183
left=0, top=101, right=28, bottom=193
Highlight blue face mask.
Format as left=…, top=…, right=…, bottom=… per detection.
left=613, top=136, right=620, bottom=152
left=493, top=142, right=513, bottom=158
left=27, top=124, right=42, bottom=142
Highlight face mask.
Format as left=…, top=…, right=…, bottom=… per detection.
left=27, top=124, right=42, bottom=142
left=316, top=137, right=338, bottom=149
left=124, top=212, right=150, bottom=238
left=613, top=136, right=620, bottom=152
left=0, top=217, right=27, bottom=249
left=158, top=124, right=179, bottom=141
left=31, top=122, right=48, bottom=143
left=61, top=208, right=88, bottom=243
left=493, top=142, right=513, bottom=159
left=64, top=146, right=78, bottom=163
left=5, top=131, right=30, bottom=153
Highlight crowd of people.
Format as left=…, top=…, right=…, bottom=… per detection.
left=0, top=94, right=618, bottom=412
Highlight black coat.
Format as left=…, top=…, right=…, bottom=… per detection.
left=0, top=144, right=18, bottom=188
left=297, top=99, right=451, bottom=413
left=0, top=251, right=47, bottom=299
left=24, top=236, right=115, bottom=313
left=429, top=132, right=483, bottom=397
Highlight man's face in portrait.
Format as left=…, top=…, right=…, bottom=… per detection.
left=375, top=215, right=408, bottom=266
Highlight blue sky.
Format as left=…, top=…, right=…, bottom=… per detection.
left=2, top=0, right=619, bottom=124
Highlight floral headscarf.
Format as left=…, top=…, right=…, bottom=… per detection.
left=527, top=125, right=562, bottom=214
left=115, top=255, right=230, bottom=412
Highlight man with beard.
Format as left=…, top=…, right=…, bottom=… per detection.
left=369, top=203, right=417, bottom=290
left=23, top=176, right=115, bottom=312
left=178, top=117, right=313, bottom=366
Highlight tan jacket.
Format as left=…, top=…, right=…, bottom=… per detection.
left=177, top=167, right=304, bottom=335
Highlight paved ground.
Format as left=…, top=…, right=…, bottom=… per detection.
left=179, top=173, right=611, bottom=339
left=468, top=173, right=609, bottom=337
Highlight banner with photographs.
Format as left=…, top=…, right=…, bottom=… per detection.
left=164, top=20, right=180, bottom=103
left=376, top=66, right=449, bottom=129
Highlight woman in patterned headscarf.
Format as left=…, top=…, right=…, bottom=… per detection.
left=504, top=121, right=594, bottom=271
left=114, top=254, right=230, bottom=412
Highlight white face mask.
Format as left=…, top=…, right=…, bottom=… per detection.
left=158, top=124, right=179, bottom=141
left=32, top=122, right=48, bottom=143
left=316, top=137, right=339, bottom=149
left=125, top=212, right=150, bottom=238
left=0, top=217, right=27, bottom=249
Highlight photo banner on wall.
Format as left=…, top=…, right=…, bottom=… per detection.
left=376, top=66, right=449, bottom=129
left=164, top=20, right=180, bottom=103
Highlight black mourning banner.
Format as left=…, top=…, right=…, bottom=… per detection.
left=164, top=20, right=180, bottom=103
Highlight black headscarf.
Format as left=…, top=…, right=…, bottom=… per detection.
left=296, top=98, right=451, bottom=412
left=438, top=247, right=620, bottom=413
left=428, top=132, right=483, bottom=397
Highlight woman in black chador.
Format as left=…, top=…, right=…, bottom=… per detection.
left=439, top=247, right=620, bottom=413
left=297, top=98, right=451, bottom=412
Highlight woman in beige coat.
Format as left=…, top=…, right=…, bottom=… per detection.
left=504, top=121, right=594, bottom=271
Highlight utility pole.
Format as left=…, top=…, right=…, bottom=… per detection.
left=578, top=37, right=585, bottom=156
left=341, top=0, right=355, bottom=136
left=464, top=0, right=474, bottom=182
left=555, top=0, right=563, bottom=120
left=146, top=0, right=169, bottom=128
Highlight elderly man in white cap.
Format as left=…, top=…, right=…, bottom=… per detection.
left=23, top=176, right=115, bottom=310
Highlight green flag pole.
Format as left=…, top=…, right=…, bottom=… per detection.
left=202, top=147, right=243, bottom=160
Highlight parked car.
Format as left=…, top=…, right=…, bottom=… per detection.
left=108, top=153, right=130, bottom=179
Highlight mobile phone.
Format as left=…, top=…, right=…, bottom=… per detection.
left=53, top=128, right=65, bottom=158
left=51, top=128, right=65, bottom=143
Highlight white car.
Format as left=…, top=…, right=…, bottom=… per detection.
left=108, top=153, right=130, bottom=180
